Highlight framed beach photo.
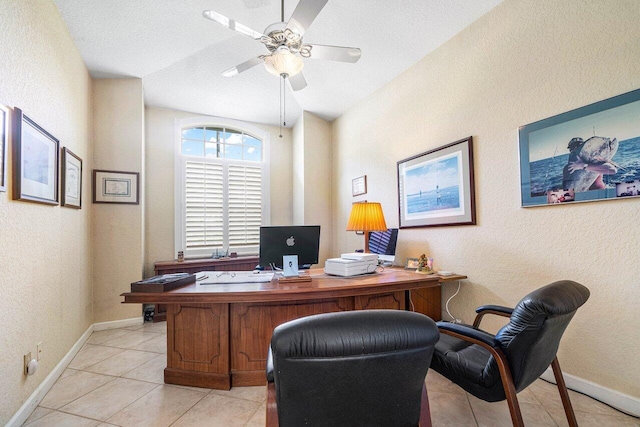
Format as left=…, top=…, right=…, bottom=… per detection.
left=12, top=108, right=59, bottom=205
left=61, top=147, right=82, bottom=209
left=0, top=103, right=8, bottom=192
left=519, top=88, right=640, bottom=207
left=93, top=169, right=139, bottom=204
left=397, top=137, right=476, bottom=228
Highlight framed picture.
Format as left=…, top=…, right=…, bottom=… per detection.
left=352, top=175, right=367, bottom=197
left=61, top=148, right=82, bottom=209
left=519, top=88, right=640, bottom=207
left=0, top=103, right=8, bottom=192
left=405, top=258, right=419, bottom=270
left=12, top=108, right=59, bottom=205
left=93, top=169, right=139, bottom=204
left=397, top=136, right=476, bottom=228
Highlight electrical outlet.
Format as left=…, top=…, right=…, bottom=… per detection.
left=24, top=352, right=31, bottom=375
left=37, top=342, right=43, bottom=361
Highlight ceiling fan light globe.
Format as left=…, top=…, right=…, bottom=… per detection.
left=263, top=50, right=304, bottom=77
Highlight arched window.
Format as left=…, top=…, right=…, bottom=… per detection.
left=175, top=118, right=270, bottom=258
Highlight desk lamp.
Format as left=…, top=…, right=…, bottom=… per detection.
left=346, top=202, right=387, bottom=253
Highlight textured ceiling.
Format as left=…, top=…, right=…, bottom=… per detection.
left=54, top=0, right=503, bottom=127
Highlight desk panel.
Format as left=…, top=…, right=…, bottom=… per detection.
left=166, top=303, right=230, bottom=389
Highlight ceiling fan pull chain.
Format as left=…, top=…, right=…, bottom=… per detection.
left=283, top=75, right=287, bottom=127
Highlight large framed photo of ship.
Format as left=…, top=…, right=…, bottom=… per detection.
left=519, top=88, right=640, bottom=207
left=397, top=136, right=476, bottom=228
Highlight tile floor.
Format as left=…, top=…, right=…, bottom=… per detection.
left=22, top=321, right=639, bottom=427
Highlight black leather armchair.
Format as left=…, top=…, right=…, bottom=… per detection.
left=266, top=310, right=439, bottom=427
left=430, top=280, right=590, bottom=427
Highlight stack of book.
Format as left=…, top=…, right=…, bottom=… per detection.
left=131, top=273, right=195, bottom=292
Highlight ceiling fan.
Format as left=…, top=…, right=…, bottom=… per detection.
left=203, top=0, right=361, bottom=91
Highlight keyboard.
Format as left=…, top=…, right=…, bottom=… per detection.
left=198, top=271, right=274, bottom=285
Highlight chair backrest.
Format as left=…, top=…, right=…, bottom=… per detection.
left=494, top=280, right=590, bottom=391
left=270, top=309, right=439, bottom=427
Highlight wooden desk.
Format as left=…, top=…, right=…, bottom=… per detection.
left=152, top=256, right=259, bottom=322
left=122, top=268, right=441, bottom=390
left=410, top=273, right=467, bottom=321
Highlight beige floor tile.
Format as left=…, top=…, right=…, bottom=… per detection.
left=86, top=329, right=132, bottom=345
left=137, top=321, right=168, bottom=334
left=23, top=407, right=53, bottom=424
left=468, top=394, right=556, bottom=427
left=172, top=384, right=216, bottom=393
left=40, top=370, right=116, bottom=409
left=68, top=344, right=125, bottom=370
left=208, top=385, right=266, bottom=403
left=171, top=393, right=262, bottom=427
left=60, top=368, right=78, bottom=380
left=60, top=378, right=158, bottom=421
left=99, top=331, right=163, bottom=349
left=426, top=370, right=467, bottom=395
left=428, top=391, right=477, bottom=427
left=24, top=410, right=100, bottom=426
left=245, top=403, right=267, bottom=427
left=106, top=385, right=208, bottom=427
left=547, top=407, right=640, bottom=427
left=516, top=386, right=543, bottom=405
left=529, top=379, right=629, bottom=418
left=131, top=334, right=166, bottom=353
left=121, top=354, right=167, bottom=384
left=84, top=349, right=159, bottom=377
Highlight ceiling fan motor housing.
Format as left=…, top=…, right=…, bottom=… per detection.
left=262, top=22, right=311, bottom=57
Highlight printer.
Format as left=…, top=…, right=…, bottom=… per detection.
left=324, top=253, right=379, bottom=277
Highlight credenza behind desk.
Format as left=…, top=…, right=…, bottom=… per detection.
left=122, top=268, right=451, bottom=390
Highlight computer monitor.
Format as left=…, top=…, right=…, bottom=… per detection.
left=367, top=228, right=399, bottom=265
left=259, top=225, right=321, bottom=270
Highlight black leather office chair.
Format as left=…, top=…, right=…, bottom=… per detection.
left=430, top=280, right=590, bottom=427
left=266, top=310, right=439, bottom=427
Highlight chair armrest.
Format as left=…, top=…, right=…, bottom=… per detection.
left=266, top=346, right=274, bottom=383
left=436, top=321, right=498, bottom=348
left=473, top=305, right=513, bottom=328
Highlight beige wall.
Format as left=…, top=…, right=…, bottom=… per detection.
left=292, top=112, right=333, bottom=264
left=92, top=79, right=145, bottom=322
left=292, top=116, right=305, bottom=224
left=332, top=0, right=640, bottom=399
left=144, top=107, right=293, bottom=276
left=0, top=1, right=93, bottom=423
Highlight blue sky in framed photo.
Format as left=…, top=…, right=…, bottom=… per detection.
left=404, top=152, right=463, bottom=216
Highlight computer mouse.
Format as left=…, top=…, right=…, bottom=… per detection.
left=252, top=269, right=261, bottom=274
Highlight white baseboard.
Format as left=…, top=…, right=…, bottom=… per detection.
left=93, top=316, right=143, bottom=331
left=540, top=368, right=640, bottom=417
left=7, top=317, right=144, bottom=427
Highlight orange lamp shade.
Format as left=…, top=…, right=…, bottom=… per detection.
left=346, top=202, right=387, bottom=232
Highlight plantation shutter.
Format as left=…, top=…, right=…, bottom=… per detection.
left=184, top=161, right=224, bottom=251
left=228, top=164, right=262, bottom=248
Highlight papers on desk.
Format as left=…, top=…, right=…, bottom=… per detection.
left=199, top=271, right=274, bottom=285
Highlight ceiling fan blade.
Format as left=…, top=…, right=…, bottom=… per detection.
left=286, top=0, right=328, bottom=36
left=221, top=57, right=264, bottom=77
left=287, top=73, right=307, bottom=91
left=203, top=10, right=265, bottom=41
left=306, top=44, right=361, bottom=63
